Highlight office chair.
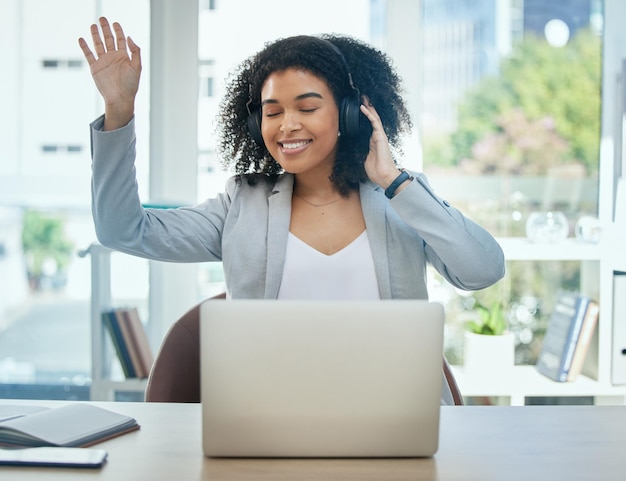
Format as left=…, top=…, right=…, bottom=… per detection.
left=145, top=295, right=464, bottom=405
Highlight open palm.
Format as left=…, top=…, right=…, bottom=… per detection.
left=78, top=17, right=141, bottom=112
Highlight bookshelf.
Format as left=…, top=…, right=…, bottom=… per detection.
left=451, top=236, right=626, bottom=406
left=451, top=365, right=626, bottom=406
left=79, top=244, right=149, bottom=401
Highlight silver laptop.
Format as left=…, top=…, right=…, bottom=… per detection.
left=200, top=300, right=444, bottom=458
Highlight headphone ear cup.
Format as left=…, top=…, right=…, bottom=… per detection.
left=339, top=97, right=362, bottom=138
left=247, top=110, right=265, bottom=147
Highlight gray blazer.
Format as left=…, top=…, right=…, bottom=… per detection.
left=90, top=116, right=505, bottom=406
left=90, top=116, right=505, bottom=300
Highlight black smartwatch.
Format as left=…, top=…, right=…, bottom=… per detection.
left=384, top=170, right=413, bottom=199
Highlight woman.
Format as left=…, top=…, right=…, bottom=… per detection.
left=79, top=18, right=505, bottom=403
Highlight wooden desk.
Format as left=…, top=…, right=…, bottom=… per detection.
left=1, top=401, right=625, bottom=480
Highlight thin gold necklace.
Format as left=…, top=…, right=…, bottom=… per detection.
left=293, top=192, right=342, bottom=208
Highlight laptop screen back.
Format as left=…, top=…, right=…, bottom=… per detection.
left=200, top=300, right=444, bottom=458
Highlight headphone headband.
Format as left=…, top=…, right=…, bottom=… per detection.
left=319, top=38, right=361, bottom=101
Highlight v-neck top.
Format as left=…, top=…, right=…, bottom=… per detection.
left=277, top=230, right=380, bottom=300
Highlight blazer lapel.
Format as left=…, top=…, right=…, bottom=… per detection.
left=360, top=182, right=392, bottom=299
left=265, top=175, right=294, bottom=298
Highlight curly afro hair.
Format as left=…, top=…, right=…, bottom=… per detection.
left=217, top=34, right=412, bottom=194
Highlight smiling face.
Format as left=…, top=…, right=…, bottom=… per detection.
left=260, top=68, right=340, bottom=176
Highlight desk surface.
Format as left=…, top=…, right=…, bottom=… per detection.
left=1, top=401, right=625, bottom=481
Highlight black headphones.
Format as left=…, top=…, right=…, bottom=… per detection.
left=246, top=38, right=362, bottom=148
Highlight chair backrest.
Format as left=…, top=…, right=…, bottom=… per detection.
left=145, top=295, right=463, bottom=405
left=145, top=293, right=224, bottom=403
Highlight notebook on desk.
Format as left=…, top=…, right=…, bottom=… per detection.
left=199, top=299, right=444, bottom=458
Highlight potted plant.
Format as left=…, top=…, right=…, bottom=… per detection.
left=463, top=301, right=515, bottom=374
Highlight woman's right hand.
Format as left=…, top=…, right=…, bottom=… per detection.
left=78, top=17, right=141, bottom=130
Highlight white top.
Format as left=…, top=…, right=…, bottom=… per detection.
left=277, top=231, right=380, bottom=300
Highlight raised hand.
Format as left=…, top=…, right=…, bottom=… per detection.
left=359, top=100, right=404, bottom=191
left=78, top=17, right=141, bottom=130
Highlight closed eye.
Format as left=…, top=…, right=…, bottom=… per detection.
left=264, top=108, right=317, bottom=117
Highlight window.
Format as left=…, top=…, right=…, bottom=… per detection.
left=417, top=0, right=604, bottom=367
left=0, top=0, right=151, bottom=400
left=420, top=0, right=601, bottom=236
left=4, top=0, right=613, bottom=403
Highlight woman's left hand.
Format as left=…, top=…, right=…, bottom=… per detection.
left=359, top=100, right=402, bottom=190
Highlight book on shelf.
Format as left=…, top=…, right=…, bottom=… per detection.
left=567, top=301, right=599, bottom=381
left=102, top=309, right=136, bottom=378
left=120, top=307, right=154, bottom=378
left=535, top=290, right=598, bottom=382
left=102, top=307, right=154, bottom=379
left=114, top=309, right=144, bottom=377
left=0, top=403, right=139, bottom=448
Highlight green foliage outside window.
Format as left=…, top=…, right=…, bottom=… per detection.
left=21, top=209, right=74, bottom=289
left=448, top=28, right=601, bottom=176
